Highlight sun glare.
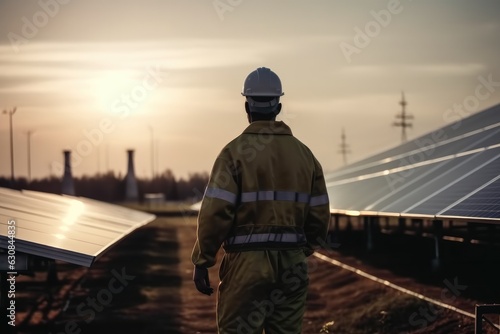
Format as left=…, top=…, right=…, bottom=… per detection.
left=62, top=200, right=85, bottom=226
left=93, top=70, right=138, bottom=112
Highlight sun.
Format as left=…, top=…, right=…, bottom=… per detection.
left=93, top=70, right=138, bottom=112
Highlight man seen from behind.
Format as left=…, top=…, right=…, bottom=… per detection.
left=192, top=67, right=331, bottom=334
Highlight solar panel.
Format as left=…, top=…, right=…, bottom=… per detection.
left=328, top=177, right=391, bottom=211
left=0, top=187, right=155, bottom=267
left=326, top=122, right=500, bottom=183
left=326, top=103, right=500, bottom=221
left=404, top=150, right=500, bottom=216
left=439, top=175, right=500, bottom=219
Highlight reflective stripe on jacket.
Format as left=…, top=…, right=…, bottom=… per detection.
left=191, top=121, right=330, bottom=268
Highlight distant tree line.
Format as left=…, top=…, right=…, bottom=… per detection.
left=0, top=169, right=209, bottom=203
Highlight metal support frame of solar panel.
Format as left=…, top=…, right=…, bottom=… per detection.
left=326, top=104, right=500, bottom=222
left=0, top=187, right=156, bottom=267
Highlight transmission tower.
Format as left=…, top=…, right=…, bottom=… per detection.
left=392, top=92, right=413, bottom=142
left=338, top=127, right=351, bottom=166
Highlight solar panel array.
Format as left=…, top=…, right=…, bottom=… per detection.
left=0, top=188, right=156, bottom=266
left=326, top=103, right=500, bottom=221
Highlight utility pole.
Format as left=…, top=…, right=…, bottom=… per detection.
left=338, top=127, right=351, bottom=166
left=3, top=107, right=17, bottom=184
left=392, top=92, right=413, bottom=142
left=97, top=145, right=101, bottom=175
left=156, top=138, right=160, bottom=177
left=105, top=144, right=110, bottom=173
left=27, top=130, right=35, bottom=182
left=149, top=125, right=154, bottom=179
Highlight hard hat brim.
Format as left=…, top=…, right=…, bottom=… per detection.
left=241, top=92, right=285, bottom=97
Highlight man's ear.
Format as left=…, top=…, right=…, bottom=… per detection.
left=245, top=102, right=252, bottom=123
left=275, top=103, right=282, bottom=116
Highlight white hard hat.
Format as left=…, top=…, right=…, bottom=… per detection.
left=241, top=67, right=284, bottom=97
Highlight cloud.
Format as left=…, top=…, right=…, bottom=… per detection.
left=0, top=38, right=279, bottom=67
left=339, top=63, right=486, bottom=76
left=0, top=38, right=292, bottom=95
left=0, top=39, right=268, bottom=98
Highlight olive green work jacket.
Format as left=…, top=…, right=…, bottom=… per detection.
left=192, top=121, right=330, bottom=268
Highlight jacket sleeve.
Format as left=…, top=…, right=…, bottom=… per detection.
left=304, top=156, right=331, bottom=254
left=191, top=153, right=238, bottom=268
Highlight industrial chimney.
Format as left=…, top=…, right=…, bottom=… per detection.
left=61, top=150, right=75, bottom=195
left=125, top=149, right=138, bottom=201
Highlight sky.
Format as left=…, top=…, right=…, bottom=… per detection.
left=1, top=0, right=500, bottom=181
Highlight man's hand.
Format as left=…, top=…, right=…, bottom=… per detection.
left=303, top=246, right=315, bottom=257
left=193, top=266, right=214, bottom=296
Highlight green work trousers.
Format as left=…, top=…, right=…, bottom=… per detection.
left=217, top=249, right=309, bottom=334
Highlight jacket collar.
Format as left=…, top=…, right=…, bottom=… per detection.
left=242, top=121, right=293, bottom=135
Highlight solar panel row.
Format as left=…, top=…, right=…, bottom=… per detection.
left=326, top=103, right=500, bottom=221
left=0, top=188, right=155, bottom=266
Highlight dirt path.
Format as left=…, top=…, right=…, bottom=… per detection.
left=19, top=216, right=493, bottom=334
